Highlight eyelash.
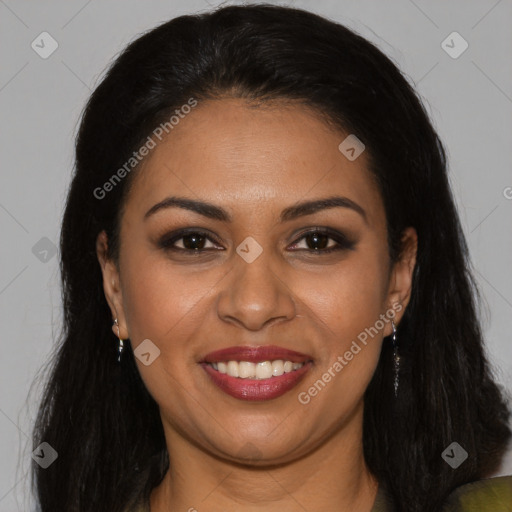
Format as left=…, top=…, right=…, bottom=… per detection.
left=158, top=227, right=356, bottom=255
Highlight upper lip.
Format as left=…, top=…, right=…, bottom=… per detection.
left=201, top=345, right=313, bottom=363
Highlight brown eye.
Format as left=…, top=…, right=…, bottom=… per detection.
left=289, top=228, right=356, bottom=254
left=302, top=232, right=332, bottom=250
left=158, top=229, right=222, bottom=252
left=178, top=233, right=208, bottom=250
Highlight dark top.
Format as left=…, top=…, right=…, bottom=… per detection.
left=130, top=475, right=512, bottom=511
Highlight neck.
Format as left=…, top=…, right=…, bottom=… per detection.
left=150, top=403, right=378, bottom=512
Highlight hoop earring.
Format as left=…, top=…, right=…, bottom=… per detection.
left=391, top=320, right=400, bottom=398
left=113, top=318, right=124, bottom=363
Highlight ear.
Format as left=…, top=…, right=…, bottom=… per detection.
left=383, top=226, right=417, bottom=337
left=96, top=230, right=129, bottom=340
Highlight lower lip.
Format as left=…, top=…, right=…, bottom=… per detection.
left=200, top=362, right=313, bottom=401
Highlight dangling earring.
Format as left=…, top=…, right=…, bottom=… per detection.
left=114, top=318, right=124, bottom=363
left=391, top=320, right=400, bottom=397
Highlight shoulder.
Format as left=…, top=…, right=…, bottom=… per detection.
left=441, top=475, right=512, bottom=511
left=372, top=476, right=512, bottom=512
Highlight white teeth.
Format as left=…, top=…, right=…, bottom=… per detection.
left=208, top=360, right=306, bottom=379
left=227, top=360, right=239, bottom=378
left=256, top=361, right=273, bottom=379
left=239, top=361, right=256, bottom=379
left=272, top=360, right=284, bottom=376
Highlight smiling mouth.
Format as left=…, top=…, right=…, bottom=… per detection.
left=200, top=360, right=313, bottom=402
left=199, top=345, right=314, bottom=401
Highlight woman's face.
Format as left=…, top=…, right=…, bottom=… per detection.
left=97, top=98, right=416, bottom=464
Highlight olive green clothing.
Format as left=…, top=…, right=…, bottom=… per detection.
left=131, top=475, right=512, bottom=511
left=371, top=475, right=512, bottom=511
left=439, top=476, right=512, bottom=511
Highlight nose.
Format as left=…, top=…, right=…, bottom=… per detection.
left=216, top=249, right=297, bottom=331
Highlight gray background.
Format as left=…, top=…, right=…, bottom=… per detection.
left=1, top=0, right=511, bottom=509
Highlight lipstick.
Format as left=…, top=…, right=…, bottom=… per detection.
left=202, top=345, right=312, bottom=364
left=200, top=345, right=313, bottom=401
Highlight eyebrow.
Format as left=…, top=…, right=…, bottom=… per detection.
left=144, top=195, right=368, bottom=224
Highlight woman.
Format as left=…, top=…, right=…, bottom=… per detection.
left=32, top=4, right=512, bottom=511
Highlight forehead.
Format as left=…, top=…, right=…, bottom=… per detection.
left=124, top=98, right=384, bottom=226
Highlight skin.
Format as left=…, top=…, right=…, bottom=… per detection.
left=96, top=98, right=417, bottom=511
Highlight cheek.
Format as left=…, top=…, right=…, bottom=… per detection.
left=294, top=246, right=388, bottom=404
left=302, top=249, right=389, bottom=343
left=119, top=254, right=219, bottom=410
left=121, top=254, right=218, bottom=344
